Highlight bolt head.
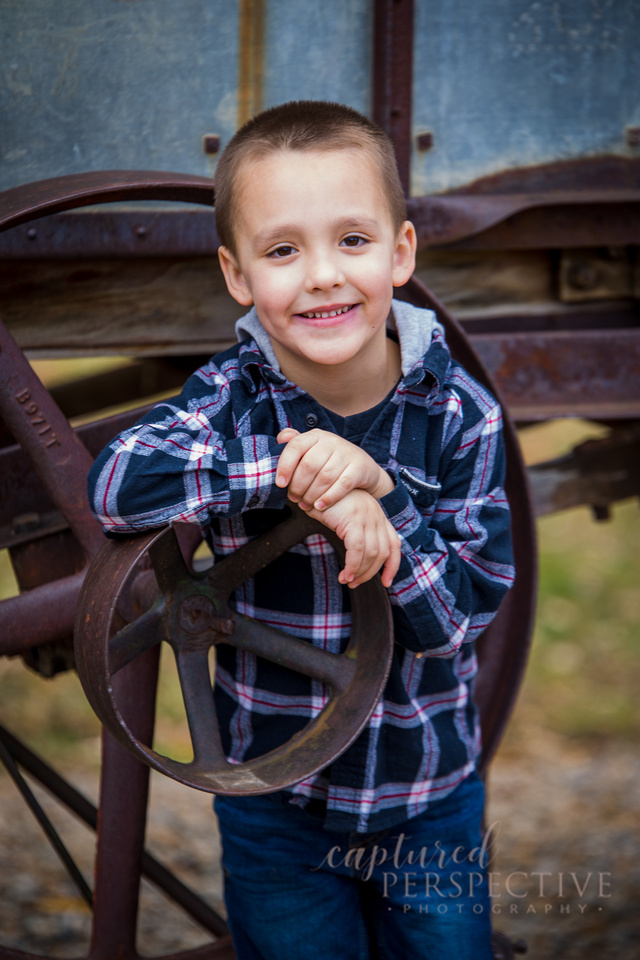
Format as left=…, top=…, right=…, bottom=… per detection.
left=178, top=595, right=216, bottom=634
left=203, top=134, right=221, bottom=155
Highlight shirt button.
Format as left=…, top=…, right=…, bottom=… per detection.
left=247, top=495, right=260, bottom=508
left=304, top=413, right=319, bottom=428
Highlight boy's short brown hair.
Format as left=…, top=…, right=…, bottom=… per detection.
left=214, top=100, right=407, bottom=255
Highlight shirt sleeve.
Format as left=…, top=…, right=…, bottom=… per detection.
left=378, top=381, right=515, bottom=659
left=87, top=361, right=288, bottom=534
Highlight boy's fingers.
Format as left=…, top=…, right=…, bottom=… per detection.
left=286, top=449, right=345, bottom=504
left=338, top=526, right=370, bottom=585
left=311, top=470, right=355, bottom=510
left=344, top=526, right=385, bottom=587
left=275, top=431, right=317, bottom=487
left=276, top=427, right=300, bottom=444
left=380, top=532, right=402, bottom=588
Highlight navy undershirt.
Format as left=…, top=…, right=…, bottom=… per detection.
left=321, top=384, right=397, bottom=444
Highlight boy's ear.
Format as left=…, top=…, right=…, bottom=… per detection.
left=392, top=221, right=417, bottom=287
left=218, top=246, right=253, bottom=306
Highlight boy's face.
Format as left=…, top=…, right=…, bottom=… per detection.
left=218, top=148, right=416, bottom=380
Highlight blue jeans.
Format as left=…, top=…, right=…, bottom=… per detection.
left=214, top=773, right=493, bottom=960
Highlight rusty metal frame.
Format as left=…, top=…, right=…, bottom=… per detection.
left=0, top=724, right=229, bottom=937
left=372, top=0, right=415, bottom=194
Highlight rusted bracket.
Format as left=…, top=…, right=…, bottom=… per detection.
left=528, top=423, right=640, bottom=520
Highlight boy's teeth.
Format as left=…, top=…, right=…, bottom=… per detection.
left=302, top=305, right=351, bottom=319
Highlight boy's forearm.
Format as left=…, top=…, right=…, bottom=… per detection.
left=88, top=417, right=288, bottom=534
left=376, top=404, right=515, bottom=658
left=379, top=475, right=514, bottom=658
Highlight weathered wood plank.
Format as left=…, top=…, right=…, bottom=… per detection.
left=0, top=258, right=242, bottom=357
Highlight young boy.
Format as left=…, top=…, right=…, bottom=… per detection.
left=88, top=101, right=514, bottom=960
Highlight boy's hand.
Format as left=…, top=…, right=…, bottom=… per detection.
left=276, top=428, right=393, bottom=510
left=304, top=489, right=401, bottom=589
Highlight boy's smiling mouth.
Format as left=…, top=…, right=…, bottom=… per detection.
left=297, top=304, right=356, bottom=320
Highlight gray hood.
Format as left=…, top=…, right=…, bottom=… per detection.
left=235, top=299, right=443, bottom=378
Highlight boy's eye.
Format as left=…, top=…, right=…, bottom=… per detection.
left=268, top=245, right=296, bottom=258
left=340, top=235, right=368, bottom=248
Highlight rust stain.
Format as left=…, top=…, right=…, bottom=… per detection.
left=237, top=0, right=264, bottom=128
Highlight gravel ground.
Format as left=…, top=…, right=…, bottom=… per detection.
left=0, top=736, right=638, bottom=959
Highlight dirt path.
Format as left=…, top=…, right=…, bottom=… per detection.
left=0, top=738, right=638, bottom=959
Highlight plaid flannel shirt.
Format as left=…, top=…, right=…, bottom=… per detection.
left=88, top=301, right=514, bottom=833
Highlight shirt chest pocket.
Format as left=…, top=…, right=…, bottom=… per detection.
left=398, top=467, right=442, bottom=511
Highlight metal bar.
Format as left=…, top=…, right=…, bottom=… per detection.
left=0, top=724, right=230, bottom=940
left=0, top=171, right=214, bottom=235
left=0, top=733, right=93, bottom=907
left=2, top=190, right=638, bottom=259
left=372, top=0, right=414, bottom=194
left=528, top=424, right=640, bottom=518
left=0, top=210, right=219, bottom=259
left=0, top=569, right=85, bottom=654
left=408, top=191, right=640, bottom=249
left=471, top=328, right=640, bottom=423
left=89, top=650, right=159, bottom=960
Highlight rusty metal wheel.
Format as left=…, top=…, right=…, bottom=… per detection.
left=0, top=173, right=236, bottom=960
left=74, top=508, right=393, bottom=795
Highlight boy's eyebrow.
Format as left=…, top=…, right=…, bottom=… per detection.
left=250, top=216, right=381, bottom=251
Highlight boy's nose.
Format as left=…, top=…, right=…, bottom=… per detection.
left=305, top=252, right=345, bottom=292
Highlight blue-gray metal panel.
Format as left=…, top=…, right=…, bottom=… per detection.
left=0, top=0, right=371, bottom=196
left=2, top=0, right=639, bottom=198
left=0, top=0, right=238, bottom=192
left=261, top=0, right=371, bottom=114
left=412, top=0, right=640, bottom=194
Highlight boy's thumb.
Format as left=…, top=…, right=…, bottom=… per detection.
left=277, top=427, right=300, bottom=443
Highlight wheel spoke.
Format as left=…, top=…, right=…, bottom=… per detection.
left=230, top=614, right=355, bottom=694
left=108, top=603, right=167, bottom=676
left=208, top=508, right=325, bottom=596
left=148, top=526, right=193, bottom=597
left=174, top=646, right=226, bottom=768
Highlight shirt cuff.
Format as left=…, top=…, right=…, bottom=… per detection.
left=378, top=472, right=429, bottom=549
left=225, top=437, right=289, bottom=514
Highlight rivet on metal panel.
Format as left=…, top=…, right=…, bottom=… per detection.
left=626, top=127, right=640, bottom=147
left=135, top=225, right=147, bottom=239
left=27, top=227, right=37, bottom=240
left=202, top=134, right=221, bottom=155
left=416, top=131, right=434, bottom=151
